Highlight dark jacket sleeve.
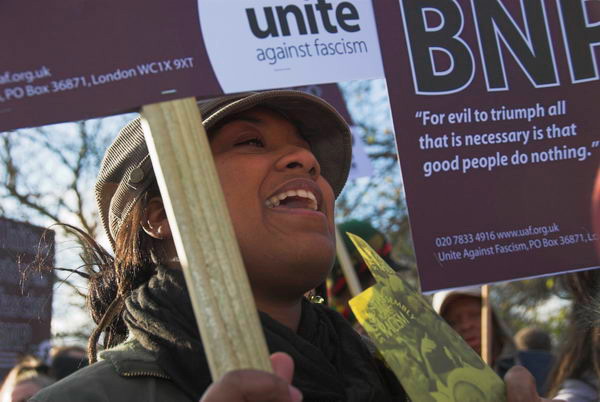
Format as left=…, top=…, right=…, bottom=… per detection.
left=30, top=360, right=188, bottom=402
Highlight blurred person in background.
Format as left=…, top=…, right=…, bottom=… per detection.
left=515, top=327, right=555, bottom=395
left=546, top=270, right=600, bottom=401
left=49, top=346, right=88, bottom=381
left=515, top=327, right=553, bottom=352
left=544, top=168, right=600, bottom=400
left=432, top=287, right=519, bottom=378
left=327, top=219, right=408, bottom=330
left=0, top=356, right=54, bottom=402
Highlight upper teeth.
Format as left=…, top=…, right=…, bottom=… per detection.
left=265, top=189, right=318, bottom=210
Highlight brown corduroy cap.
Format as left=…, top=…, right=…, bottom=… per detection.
left=95, top=90, right=352, bottom=250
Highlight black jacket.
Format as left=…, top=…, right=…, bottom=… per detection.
left=34, top=267, right=407, bottom=401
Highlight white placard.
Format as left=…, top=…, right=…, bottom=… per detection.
left=198, top=0, right=385, bottom=93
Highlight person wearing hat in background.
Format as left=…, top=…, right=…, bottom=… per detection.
left=432, top=287, right=519, bottom=379
left=31, top=89, right=560, bottom=402
left=328, top=219, right=408, bottom=331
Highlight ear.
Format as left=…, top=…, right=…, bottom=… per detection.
left=141, top=196, right=172, bottom=239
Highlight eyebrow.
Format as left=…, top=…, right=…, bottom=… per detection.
left=208, top=115, right=263, bottom=138
left=208, top=111, right=309, bottom=147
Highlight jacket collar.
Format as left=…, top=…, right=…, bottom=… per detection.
left=100, top=337, right=170, bottom=380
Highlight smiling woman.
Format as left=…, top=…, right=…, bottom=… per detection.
left=29, top=90, right=409, bottom=402
left=208, top=107, right=338, bottom=314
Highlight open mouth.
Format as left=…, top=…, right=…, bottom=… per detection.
left=465, top=336, right=480, bottom=346
left=264, top=178, right=325, bottom=213
left=265, top=189, right=318, bottom=211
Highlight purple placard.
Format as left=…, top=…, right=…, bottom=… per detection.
left=0, top=0, right=221, bottom=131
left=1, top=0, right=385, bottom=132
left=374, top=0, right=600, bottom=292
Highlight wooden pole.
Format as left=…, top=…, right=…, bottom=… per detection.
left=335, top=226, right=362, bottom=297
left=481, top=284, right=493, bottom=365
left=140, top=98, right=271, bottom=379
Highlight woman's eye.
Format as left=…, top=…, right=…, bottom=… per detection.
left=235, top=138, right=264, bottom=147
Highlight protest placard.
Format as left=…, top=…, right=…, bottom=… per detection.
left=0, top=218, right=53, bottom=378
left=373, top=0, right=600, bottom=292
left=0, top=0, right=382, bottom=131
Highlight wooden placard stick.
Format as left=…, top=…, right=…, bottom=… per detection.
left=140, top=97, right=271, bottom=379
left=335, top=226, right=362, bottom=297
left=481, top=284, right=493, bottom=365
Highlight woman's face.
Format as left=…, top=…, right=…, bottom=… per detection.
left=209, top=107, right=336, bottom=302
left=443, top=296, right=483, bottom=354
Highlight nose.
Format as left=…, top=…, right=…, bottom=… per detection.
left=457, top=316, right=478, bottom=334
left=275, top=145, right=321, bottom=178
left=456, top=321, right=469, bottom=334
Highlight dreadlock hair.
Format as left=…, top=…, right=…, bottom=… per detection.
left=35, top=182, right=163, bottom=364
left=546, top=270, right=600, bottom=398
